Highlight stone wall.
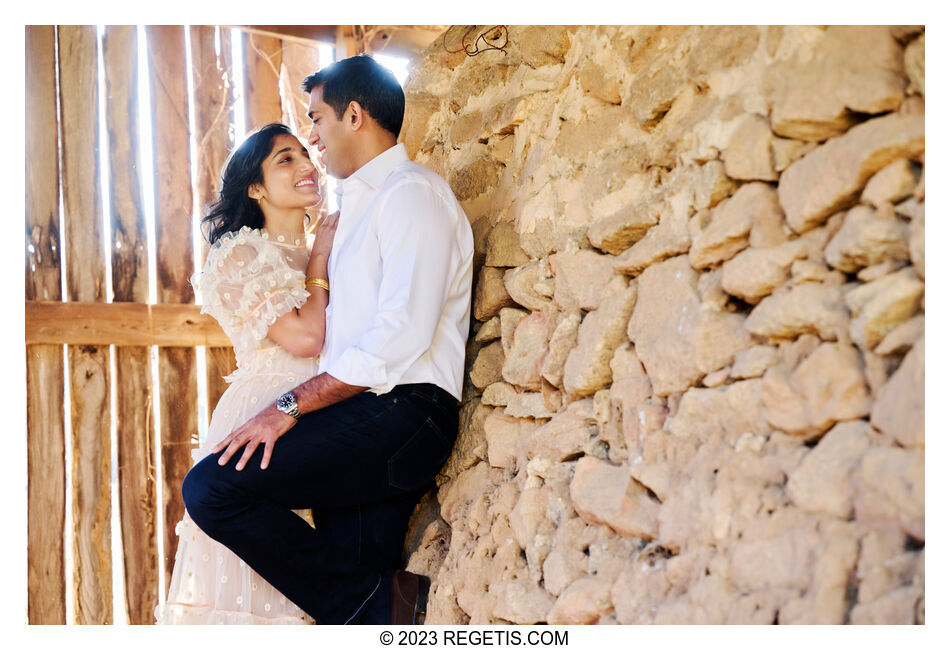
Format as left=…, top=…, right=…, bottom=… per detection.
left=399, top=25, right=924, bottom=624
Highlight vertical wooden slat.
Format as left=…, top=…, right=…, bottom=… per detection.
left=67, top=345, right=113, bottom=625
left=26, top=25, right=64, bottom=304
left=102, top=25, right=159, bottom=625
left=190, top=25, right=237, bottom=412
left=57, top=24, right=113, bottom=625
left=243, top=32, right=283, bottom=129
left=26, top=25, right=67, bottom=626
left=146, top=25, right=199, bottom=588
left=279, top=39, right=320, bottom=139
left=279, top=40, right=329, bottom=224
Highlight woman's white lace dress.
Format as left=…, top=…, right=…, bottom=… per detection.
left=155, top=226, right=319, bottom=624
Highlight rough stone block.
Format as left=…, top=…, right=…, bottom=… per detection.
left=502, top=310, right=550, bottom=389
left=861, top=159, right=919, bottom=207
left=689, top=182, right=783, bottom=269
left=546, top=575, right=613, bottom=624
left=745, top=282, right=850, bottom=342
left=570, top=456, right=659, bottom=539
left=523, top=402, right=598, bottom=464
left=504, top=260, right=553, bottom=311
left=768, top=26, right=905, bottom=141
left=485, top=409, right=535, bottom=470
left=778, top=113, right=925, bottom=234
left=564, top=283, right=638, bottom=395
left=871, top=337, right=924, bottom=448
left=489, top=577, right=555, bottom=624
left=730, top=345, right=780, bottom=379
left=905, top=34, right=925, bottom=96
left=552, top=248, right=618, bottom=310
left=470, top=340, right=505, bottom=390
left=579, top=60, right=622, bottom=104
left=498, top=307, right=527, bottom=356
left=612, top=200, right=691, bottom=276
left=824, top=205, right=909, bottom=273
left=541, top=310, right=582, bottom=388
left=854, top=447, right=924, bottom=540
left=724, top=114, right=777, bottom=181
left=474, top=266, right=516, bottom=321
left=787, top=420, right=870, bottom=517
left=772, top=137, right=817, bottom=172
left=481, top=381, right=517, bottom=407
left=908, top=205, right=924, bottom=279
left=449, top=155, right=505, bottom=201
left=846, top=266, right=924, bottom=349
left=516, top=25, right=572, bottom=68
left=762, top=342, right=870, bottom=437
left=875, top=314, right=923, bottom=356
left=504, top=392, right=558, bottom=420
left=721, top=238, right=808, bottom=303
left=485, top=219, right=531, bottom=268
left=630, top=255, right=751, bottom=395
left=474, top=316, right=501, bottom=343
left=441, top=400, right=491, bottom=483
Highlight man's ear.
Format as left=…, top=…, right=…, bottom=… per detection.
left=346, top=101, right=365, bottom=131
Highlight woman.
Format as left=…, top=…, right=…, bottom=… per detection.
left=156, top=123, right=337, bottom=624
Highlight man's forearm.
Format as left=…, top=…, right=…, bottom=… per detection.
left=294, top=372, right=367, bottom=414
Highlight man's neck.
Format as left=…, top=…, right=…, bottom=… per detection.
left=345, top=134, right=398, bottom=178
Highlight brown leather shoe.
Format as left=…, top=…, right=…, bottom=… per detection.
left=390, top=570, right=430, bottom=625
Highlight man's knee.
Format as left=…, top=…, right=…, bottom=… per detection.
left=181, top=457, right=223, bottom=531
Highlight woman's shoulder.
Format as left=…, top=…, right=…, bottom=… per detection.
left=205, top=226, right=269, bottom=264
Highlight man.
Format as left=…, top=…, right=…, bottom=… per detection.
left=182, top=55, right=474, bottom=625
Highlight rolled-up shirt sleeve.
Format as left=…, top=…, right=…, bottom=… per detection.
left=324, top=181, right=455, bottom=393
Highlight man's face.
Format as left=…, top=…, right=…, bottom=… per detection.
left=307, top=86, right=354, bottom=179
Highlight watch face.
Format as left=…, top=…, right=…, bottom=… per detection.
left=277, top=393, right=296, bottom=411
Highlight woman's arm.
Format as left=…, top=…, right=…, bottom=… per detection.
left=266, top=212, right=339, bottom=357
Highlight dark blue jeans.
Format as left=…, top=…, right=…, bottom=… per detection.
left=181, top=383, right=458, bottom=624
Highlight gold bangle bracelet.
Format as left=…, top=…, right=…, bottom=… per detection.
left=305, top=277, right=330, bottom=291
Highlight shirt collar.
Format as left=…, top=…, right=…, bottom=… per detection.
left=342, top=143, right=409, bottom=193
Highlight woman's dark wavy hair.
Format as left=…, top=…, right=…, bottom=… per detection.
left=202, top=123, right=294, bottom=245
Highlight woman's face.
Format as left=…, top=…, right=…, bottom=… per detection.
left=253, top=134, right=320, bottom=210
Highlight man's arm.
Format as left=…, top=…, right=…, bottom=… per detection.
left=212, top=372, right=367, bottom=471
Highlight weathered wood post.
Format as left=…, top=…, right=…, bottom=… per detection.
left=103, top=25, right=160, bottom=625
left=26, top=24, right=67, bottom=626
left=190, top=25, right=237, bottom=412
left=146, top=25, right=199, bottom=589
left=243, top=31, right=283, bottom=129
left=58, top=24, right=113, bottom=625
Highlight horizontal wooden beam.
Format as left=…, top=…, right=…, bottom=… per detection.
left=26, top=301, right=232, bottom=347
left=233, top=25, right=446, bottom=58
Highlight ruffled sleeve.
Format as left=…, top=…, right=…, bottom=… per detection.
left=192, top=227, right=310, bottom=354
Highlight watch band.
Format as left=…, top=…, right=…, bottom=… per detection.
left=277, top=391, right=302, bottom=421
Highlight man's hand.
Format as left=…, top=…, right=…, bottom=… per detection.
left=212, top=404, right=297, bottom=471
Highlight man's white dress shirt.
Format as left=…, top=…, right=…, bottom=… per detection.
left=319, top=143, right=474, bottom=401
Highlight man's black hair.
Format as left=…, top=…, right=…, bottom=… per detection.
left=301, top=55, right=405, bottom=139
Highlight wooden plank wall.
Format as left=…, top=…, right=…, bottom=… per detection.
left=26, top=25, right=67, bottom=626
left=103, top=25, right=160, bottom=625
left=146, top=25, right=199, bottom=589
left=190, top=26, right=237, bottom=411
left=26, top=24, right=326, bottom=624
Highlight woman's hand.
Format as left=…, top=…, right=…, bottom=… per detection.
left=311, top=210, right=339, bottom=259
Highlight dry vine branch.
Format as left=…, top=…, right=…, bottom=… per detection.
left=443, top=25, right=509, bottom=57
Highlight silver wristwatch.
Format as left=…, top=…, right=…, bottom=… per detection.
left=276, top=391, right=302, bottom=421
